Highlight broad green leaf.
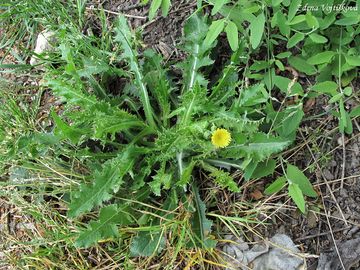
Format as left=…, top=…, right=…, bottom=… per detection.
left=335, top=16, right=359, bottom=25
left=287, top=32, right=304, bottom=48
left=276, top=52, right=291, bottom=59
left=178, top=160, right=196, bottom=186
left=250, top=12, right=265, bottom=49
left=349, top=106, right=360, bottom=117
left=211, top=0, right=229, bottom=15
left=130, top=231, right=165, bottom=257
left=343, top=87, right=352, bottom=96
left=286, top=164, right=317, bottom=198
left=281, top=107, right=304, bottom=136
left=311, top=81, right=338, bottom=96
left=305, top=12, right=319, bottom=28
left=329, top=93, right=343, bottom=103
left=277, top=11, right=290, bottom=36
left=288, top=56, right=316, bottom=75
left=307, top=51, right=336, bottom=65
left=288, top=0, right=301, bottom=21
left=345, top=55, right=360, bottom=66
left=225, top=21, right=238, bottom=51
left=309, top=33, right=328, bottom=43
left=149, top=0, right=162, bottom=20
left=288, top=183, right=306, bottom=213
left=287, top=15, right=305, bottom=25
left=265, top=176, right=287, bottom=195
left=75, top=205, right=133, bottom=248
left=161, top=0, right=171, bottom=17
left=204, top=19, right=225, bottom=48
left=274, top=75, right=303, bottom=95
left=252, top=159, right=276, bottom=179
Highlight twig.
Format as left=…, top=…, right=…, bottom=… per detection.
left=295, top=226, right=352, bottom=241
left=85, top=6, right=147, bottom=20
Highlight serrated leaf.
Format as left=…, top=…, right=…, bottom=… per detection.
left=225, top=21, right=238, bottom=51
left=210, top=168, right=240, bottom=192
left=75, top=204, right=133, bottom=248
left=51, top=111, right=85, bottom=144
left=286, top=164, right=317, bottom=198
left=204, top=19, right=225, bottom=48
left=307, top=51, right=335, bottom=65
left=68, top=146, right=138, bottom=218
left=264, top=176, right=287, bottom=195
left=223, top=133, right=291, bottom=161
left=311, top=81, right=338, bottom=96
left=115, top=16, right=156, bottom=129
left=250, top=12, right=265, bottom=49
left=288, top=183, right=306, bottom=213
left=191, top=183, right=213, bottom=247
left=287, top=32, right=304, bottom=48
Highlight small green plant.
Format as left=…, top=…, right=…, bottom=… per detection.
left=38, top=12, right=300, bottom=254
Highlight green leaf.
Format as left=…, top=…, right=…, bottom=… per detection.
left=204, top=19, right=225, bottom=48
left=161, top=0, right=171, bottom=17
left=274, top=75, right=303, bottom=95
left=68, top=146, right=139, bottom=218
left=178, top=160, right=196, bottom=186
left=191, top=183, right=213, bottom=247
left=223, top=133, right=291, bottom=162
left=251, top=159, right=276, bottom=179
left=149, top=0, right=162, bottom=20
left=329, top=93, right=343, bottom=103
left=345, top=55, right=360, bottom=66
left=286, top=164, right=317, bottom=198
left=211, top=0, right=229, bottom=15
left=309, top=33, right=328, bottom=43
left=115, top=16, right=156, bottom=129
left=287, top=15, right=305, bottom=25
left=311, top=81, right=338, bottom=96
left=249, top=12, right=265, bottom=49
left=225, top=21, right=238, bottom=51
left=305, top=12, right=319, bottom=28
left=288, top=56, right=316, bottom=75
left=288, top=0, right=301, bottom=21
left=265, top=176, right=287, bottom=195
left=287, top=32, right=304, bottom=48
left=343, top=87, right=352, bottom=97
left=349, top=106, right=360, bottom=117
left=335, top=16, right=359, bottom=25
left=288, top=183, right=306, bottom=213
left=281, top=106, right=304, bottom=137
left=307, top=51, right=336, bottom=65
left=130, top=231, right=166, bottom=257
left=51, top=111, right=84, bottom=144
left=75, top=204, right=133, bottom=248
left=210, top=168, right=240, bottom=192
left=276, top=52, right=291, bottom=59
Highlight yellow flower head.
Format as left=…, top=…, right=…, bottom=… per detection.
left=211, top=128, right=231, bottom=148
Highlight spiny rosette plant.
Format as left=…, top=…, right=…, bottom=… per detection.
left=41, top=13, right=311, bottom=254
